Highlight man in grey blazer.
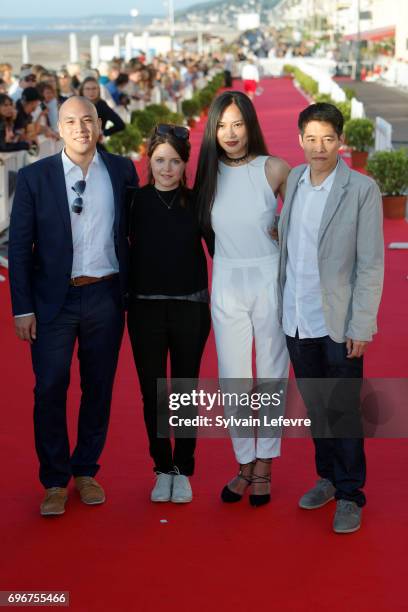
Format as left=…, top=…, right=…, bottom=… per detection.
left=278, top=103, right=384, bottom=533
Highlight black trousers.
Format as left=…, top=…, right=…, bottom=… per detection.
left=286, top=333, right=366, bottom=507
left=31, top=277, right=125, bottom=488
left=127, top=299, right=211, bottom=476
left=224, top=70, right=233, bottom=87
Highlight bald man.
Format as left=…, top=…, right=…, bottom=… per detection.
left=9, top=96, right=139, bottom=516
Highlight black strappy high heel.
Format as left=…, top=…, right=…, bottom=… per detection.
left=249, top=458, right=272, bottom=507
left=221, top=461, right=255, bottom=503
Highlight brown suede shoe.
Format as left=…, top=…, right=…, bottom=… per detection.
left=40, top=487, right=68, bottom=516
left=74, top=477, right=105, bottom=505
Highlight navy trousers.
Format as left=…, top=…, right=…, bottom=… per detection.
left=286, top=333, right=366, bottom=507
left=31, top=277, right=125, bottom=488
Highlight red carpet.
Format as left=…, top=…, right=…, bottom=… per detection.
left=0, top=78, right=407, bottom=612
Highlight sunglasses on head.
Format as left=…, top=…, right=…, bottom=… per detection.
left=71, top=179, right=86, bottom=214
left=24, top=76, right=36, bottom=82
left=155, top=123, right=189, bottom=141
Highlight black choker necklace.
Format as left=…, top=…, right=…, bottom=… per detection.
left=223, top=153, right=248, bottom=164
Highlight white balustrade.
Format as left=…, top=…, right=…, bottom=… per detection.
left=351, top=98, right=365, bottom=119
left=375, top=117, right=393, bottom=151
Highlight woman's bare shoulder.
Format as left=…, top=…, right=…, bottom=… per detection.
left=265, top=155, right=291, bottom=175
left=265, top=156, right=291, bottom=187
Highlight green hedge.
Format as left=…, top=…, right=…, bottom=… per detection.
left=294, top=68, right=318, bottom=97
left=286, top=66, right=352, bottom=121
left=283, top=66, right=318, bottom=97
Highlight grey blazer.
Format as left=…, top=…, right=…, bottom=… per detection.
left=278, top=157, right=384, bottom=343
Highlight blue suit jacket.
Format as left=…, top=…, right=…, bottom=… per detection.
left=9, top=149, right=139, bottom=323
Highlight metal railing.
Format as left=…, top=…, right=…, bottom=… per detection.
left=0, top=151, right=27, bottom=234
left=0, top=136, right=64, bottom=236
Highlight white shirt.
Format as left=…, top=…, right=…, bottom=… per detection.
left=241, top=64, right=259, bottom=82
left=62, top=149, right=118, bottom=278
left=10, top=85, right=23, bottom=102
left=46, top=98, right=59, bottom=130
left=15, top=149, right=118, bottom=318
left=283, top=163, right=338, bottom=339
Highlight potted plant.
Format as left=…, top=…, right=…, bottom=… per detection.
left=166, top=111, right=185, bottom=126
left=105, top=124, right=142, bottom=158
left=131, top=110, right=157, bottom=139
left=344, top=118, right=375, bottom=168
left=367, top=149, right=408, bottom=219
left=182, top=99, right=199, bottom=127
left=335, top=101, right=352, bottom=123
left=197, top=88, right=213, bottom=117
left=145, top=104, right=172, bottom=122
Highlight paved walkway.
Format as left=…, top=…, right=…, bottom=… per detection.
left=338, top=80, right=408, bottom=146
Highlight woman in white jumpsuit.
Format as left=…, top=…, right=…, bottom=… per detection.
left=194, top=91, right=290, bottom=506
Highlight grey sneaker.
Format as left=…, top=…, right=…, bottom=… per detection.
left=299, top=478, right=336, bottom=509
left=151, top=472, right=173, bottom=502
left=333, top=500, right=362, bottom=534
left=171, top=469, right=193, bottom=504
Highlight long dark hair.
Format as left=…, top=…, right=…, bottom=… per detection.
left=194, top=90, right=269, bottom=235
left=0, top=94, right=14, bottom=125
left=147, top=126, right=191, bottom=207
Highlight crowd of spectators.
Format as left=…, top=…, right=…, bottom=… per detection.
left=0, top=52, right=222, bottom=157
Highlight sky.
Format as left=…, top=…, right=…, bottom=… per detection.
left=1, top=0, right=212, bottom=18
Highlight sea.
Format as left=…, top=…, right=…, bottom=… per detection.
left=0, top=15, right=158, bottom=70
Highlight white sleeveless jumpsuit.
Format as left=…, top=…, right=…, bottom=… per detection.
left=211, top=157, right=289, bottom=463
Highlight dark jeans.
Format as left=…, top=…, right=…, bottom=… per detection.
left=286, top=333, right=366, bottom=507
left=127, top=299, right=211, bottom=476
left=31, top=277, right=125, bottom=488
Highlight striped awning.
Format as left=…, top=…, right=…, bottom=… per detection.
left=344, top=26, right=395, bottom=42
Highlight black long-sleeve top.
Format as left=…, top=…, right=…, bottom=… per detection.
left=0, top=119, right=29, bottom=152
left=129, top=185, right=212, bottom=297
left=94, top=98, right=125, bottom=137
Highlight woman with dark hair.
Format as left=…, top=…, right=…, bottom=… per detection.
left=79, top=76, right=125, bottom=137
left=194, top=90, right=290, bottom=506
left=0, top=94, right=30, bottom=152
left=128, top=124, right=212, bottom=504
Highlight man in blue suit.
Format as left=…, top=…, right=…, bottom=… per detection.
left=9, top=96, right=139, bottom=516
